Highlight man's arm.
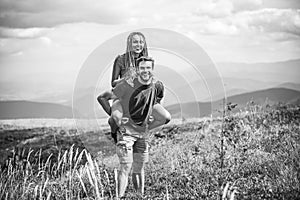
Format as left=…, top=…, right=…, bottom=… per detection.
left=97, top=90, right=118, bottom=115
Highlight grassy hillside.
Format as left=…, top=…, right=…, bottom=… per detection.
left=0, top=102, right=299, bottom=199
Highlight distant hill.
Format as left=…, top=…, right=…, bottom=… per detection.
left=0, top=101, right=75, bottom=119
left=174, top=77, right=281, bottom=102
left=166, top=88, right=300, bottom=118
left=217, top=59, right=300, bottom=84
left=1, top=88, right=300, bottom=119
left=277, top=82, right=300, bottom=91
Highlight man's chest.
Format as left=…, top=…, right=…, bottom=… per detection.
left=122, top=86, right=151, bottom=102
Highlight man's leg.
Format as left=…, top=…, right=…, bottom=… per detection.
left=118, top=162, right=132, bottom=197
left=132, top=138, right=149, bottom=195
left=148, top=104, right=171, bottom=130
left=132, top=161, right=145, bottom=194
left=116, top=134, right=135, bottom=198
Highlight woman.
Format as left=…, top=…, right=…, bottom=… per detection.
left=98, top=32, right=170, bottom=142
left=111, top=32, right=148, bottom=87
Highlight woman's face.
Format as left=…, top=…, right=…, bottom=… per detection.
left=131, top=34, right=145, bottom=55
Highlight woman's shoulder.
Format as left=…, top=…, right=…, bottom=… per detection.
left=113, top=53, right=126, bottom=68
left=115, top=53, right=127, bottom=61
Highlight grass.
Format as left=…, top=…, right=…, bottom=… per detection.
left=0, top=102, right=299, bottom=199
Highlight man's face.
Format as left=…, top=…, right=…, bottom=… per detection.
left=137, top=61, right=153, bottom=82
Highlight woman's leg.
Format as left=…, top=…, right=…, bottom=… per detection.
left=111, top=99, right=123, bottom=127
left=148, top=104, right=171, bottom=130
left=108, top=117, right=118, bottom=143
left=108, top=100, right=123, bottom=143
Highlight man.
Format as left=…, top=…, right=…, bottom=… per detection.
left=97, top=56, right=170, bottom=198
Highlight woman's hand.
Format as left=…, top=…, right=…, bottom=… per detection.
left=112, top=78, right=124, bottom=87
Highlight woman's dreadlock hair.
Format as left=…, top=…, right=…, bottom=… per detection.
left=125, top=32, right=148, bottom=74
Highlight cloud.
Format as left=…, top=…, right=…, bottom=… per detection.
left=0, top=27, right=52, bottom=38
left=10, top=51, right=23, bottom=56
left=0, top=0, right=132, bottom=28
left=203, top=21, right=239, bottom=35
left=194, top=0, right=234, bottom=18
left=232, top=0, right=262, bottom=12
left=234, top=8, right=300, bottom=37
left=188, top=7, right=300, bottom=37
left=192, top=0, right=262, bottom=18
left=39, top=37, right=52, bottom=45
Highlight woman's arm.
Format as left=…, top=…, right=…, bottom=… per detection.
left=111, top=56, right=121, bottom=87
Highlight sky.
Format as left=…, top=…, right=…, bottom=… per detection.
left=0, top=0, right=299, bottom=102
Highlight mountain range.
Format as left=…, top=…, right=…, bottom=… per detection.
left=166, top=88, right=300, bottom=118
left=0, top=101, right=74, bottom=119
left=0, top=87, right=299, bottom=119
left=1, top=59, right=299, bottom=119
left=1, top=59, right=299, bottom=105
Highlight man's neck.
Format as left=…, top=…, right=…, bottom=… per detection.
left=137, top=76, right=152, bottom=85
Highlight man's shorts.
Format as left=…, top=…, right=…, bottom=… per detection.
left=116, top=127, right=149, bottom=164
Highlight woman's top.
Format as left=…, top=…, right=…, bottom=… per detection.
left=111, top=52, right=141, bottom=87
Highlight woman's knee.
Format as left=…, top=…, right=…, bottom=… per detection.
left=111, top=100, right=123, bottom=126
left=112, top=113, right=122, bottom=126
left=152, top=104, right=171, bottom=124
left=164, top=111, right=171, bottom=124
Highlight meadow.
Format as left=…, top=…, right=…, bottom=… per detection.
left=0, top=102, right=299, bottom=199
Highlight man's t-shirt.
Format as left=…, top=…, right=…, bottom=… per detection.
left=112, top=78, right=164, bottom=126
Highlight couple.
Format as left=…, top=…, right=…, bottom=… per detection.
left=97, top=32, right=171, bottom=198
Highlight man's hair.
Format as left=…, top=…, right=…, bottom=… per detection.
left=136, top=56, right=155, bottom=68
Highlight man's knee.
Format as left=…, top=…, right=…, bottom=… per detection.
left=119, top=162, right=132, bottom=175
left=132, top=162, right=145, bottom=174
